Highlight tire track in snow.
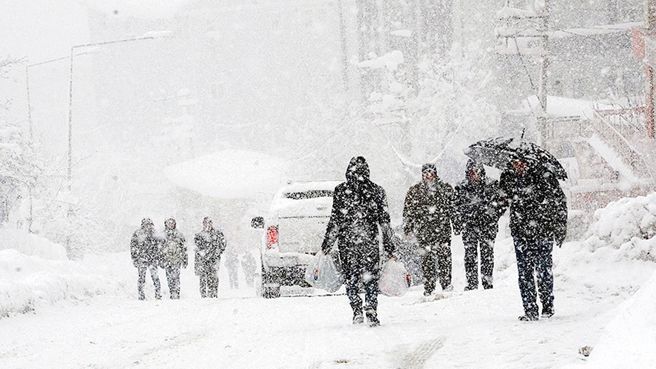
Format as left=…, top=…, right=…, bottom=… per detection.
left=398, top=337, right=444, bottom=369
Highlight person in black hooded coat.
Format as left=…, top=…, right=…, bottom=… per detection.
left=322, top=156, right=395, bottom=327
left=499, top=158, right=567, bottom=321
left=454, top=160, right=506, bottom=290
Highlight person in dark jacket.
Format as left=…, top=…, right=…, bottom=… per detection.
left=130, top=217, right=162, bottom=300
left=194, top=217, right=226, bottom=298
left=322, top=156, right=395, bottom=327
left=159, top=217, right=188, bottom=299
left=500, top=158, right=567, bottom=321
left=403, top=163, right=456, bottom=296
left=454, top=160, right=506, bottom=290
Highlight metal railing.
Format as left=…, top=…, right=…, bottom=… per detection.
left=591, top=107, right=653, bottom=180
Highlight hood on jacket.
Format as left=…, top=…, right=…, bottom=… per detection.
left=141, top=217, right=154, bottom=229
left=345, top=156, right=370, bottom=183
left=466, top=159, right=486, bottom=182
left=165, top=217, right=177, bottom=230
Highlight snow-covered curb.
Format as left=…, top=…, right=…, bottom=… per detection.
left=0, top=249, right=131, bottom=318
left=0, top=228, right=67, bottom=260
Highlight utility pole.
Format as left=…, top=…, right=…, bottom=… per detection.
left=337, top=0, right=349, bottom=94
left=537, top=0, right=550, bottom=147
left=646, top=0, right=656, bottom=138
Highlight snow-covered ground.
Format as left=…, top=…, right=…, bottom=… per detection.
left=1, top=195, right=656, bottom=368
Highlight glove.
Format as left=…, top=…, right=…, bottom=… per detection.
left=555, top=233, right=566, bottom=248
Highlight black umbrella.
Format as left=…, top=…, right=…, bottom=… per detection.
left=465, top=137, right=568, bottom=180
left=513, top=141, right=568, bottom=180
left=464, top=137, right=516, bottom=169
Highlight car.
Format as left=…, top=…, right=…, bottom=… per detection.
left=251, top=181, right=340, bottom=298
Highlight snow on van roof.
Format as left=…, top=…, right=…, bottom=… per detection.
left=164, top=150, right=289, bottom=200
left=279, top=181, right=341, bottom=193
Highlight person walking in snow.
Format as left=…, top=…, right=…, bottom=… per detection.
left=159, top=217, right=188, bottom=299
left=454, top=160, right=506, bottom=290
left=240, top=252, right=257, bottom=287
left=403, top=163, right=456, bottom=296
left=130, top=217, right=162, bottom=300
left=499, top=158, right=567, bottom=321
left=194, top=217, right=226, bottom=298
left=322, top=156, right=395, bottom=327
left=224, top=249, right=240, bottom=289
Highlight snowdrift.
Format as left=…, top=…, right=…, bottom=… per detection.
left=0, top=245, right=132, bottom=318
left=0, top=228, right=67, bottom=260
left=579, top=271, right=656, bottom=368
left=584, top=192, right=656, bottom=262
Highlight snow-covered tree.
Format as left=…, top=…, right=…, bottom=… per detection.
left=362, top=44, right=502, bottom=184
left=0, top=57, right=39, bottom=226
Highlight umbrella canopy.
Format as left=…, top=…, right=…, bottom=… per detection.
left=465, top=137, right=567, bottom=180
left=463, top=137, right=516, bottom=169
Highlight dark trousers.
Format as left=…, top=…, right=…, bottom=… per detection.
left=227, top=267, right=239, bottom=289
left=420, top=242, right=452, bottom=294
left=513, top=237, right=554, bottom=317
left=165, top=267, right=182, bottom=299
left=463, top=231, right=495, bottom=290
left=137, top=264, right=161, bottom=300
left=341, top=247, right=380, bottom=315
left=199, top=269, right=219, bottom=298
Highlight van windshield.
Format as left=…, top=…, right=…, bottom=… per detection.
left=283, top=190, right=333, bottom=200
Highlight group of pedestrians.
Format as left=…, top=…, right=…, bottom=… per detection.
left=321, top=155, right=567, bottom=326
left=130, top=216, right=226, bottom=300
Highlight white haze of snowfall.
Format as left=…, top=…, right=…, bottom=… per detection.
left=1, top=194, right=656, bottom=368
left=1, top=0, right=654, bottom=368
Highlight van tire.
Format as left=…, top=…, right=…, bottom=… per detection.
left=263, top=285, right=281, bottom=299
left=261, top=266, right=281, bottom=299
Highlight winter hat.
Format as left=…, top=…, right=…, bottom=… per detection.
left=421, top=163, right=437, bottom=175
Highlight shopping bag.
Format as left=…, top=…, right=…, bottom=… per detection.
left=304, top=252, right=343, bottom=293
left=379, top=259, right=411, bottom=297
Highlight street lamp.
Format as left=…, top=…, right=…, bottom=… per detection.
left=67, top=35, right=162, bottom=192
left=65, top=34, right=167, bottom=255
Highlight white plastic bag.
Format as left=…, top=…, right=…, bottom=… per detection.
left=379, top=259, right=411, bottom=297
left=304, top=252, right=343, bottom=293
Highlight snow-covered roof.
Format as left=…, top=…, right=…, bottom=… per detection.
left=550, top=22, right=641, bottom=40
left=164, top=149, right=289, bottom=200
left=496, top=7, right=538, bottom=19
left=358, top=51, right=404, bottom=71
left=278, top=181, right=341, bottom=194
left=522, top=95, right=596, bottom=118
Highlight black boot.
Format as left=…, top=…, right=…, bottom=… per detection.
left=365, top=308, right=380, bottom=327
left=353, top=311, right=364, bottom=325
left=518, top=313, right=539, bottom=321
left=541, top=307, right=555, bottom=318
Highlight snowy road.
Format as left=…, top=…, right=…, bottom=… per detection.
left=1, top=238, right=650, bottom=369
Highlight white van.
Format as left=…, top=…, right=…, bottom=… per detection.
left=251, top=181, right=340, bottom=298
